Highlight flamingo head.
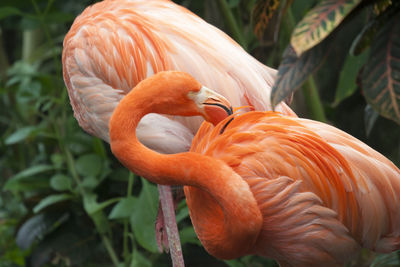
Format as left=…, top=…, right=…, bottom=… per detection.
left=136, top=71, right=233, bottom=126
left=189, top=85, right=233, bottom=126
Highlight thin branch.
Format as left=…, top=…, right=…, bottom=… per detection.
left=158, top=185, right=185, bottom=267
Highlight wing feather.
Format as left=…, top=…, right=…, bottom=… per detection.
left=63, top=0, right=295, bottom=152
left=191, top=111, right=400, bottom=261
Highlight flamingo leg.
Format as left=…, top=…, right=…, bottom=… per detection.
left=157, top=184, right=185, bottom=267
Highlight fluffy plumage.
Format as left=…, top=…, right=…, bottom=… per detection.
left=62, top=0, right=294, bottom=153
left=109, top=71, right=400, bottom=267
left=191, top=112, right=400, bottom=266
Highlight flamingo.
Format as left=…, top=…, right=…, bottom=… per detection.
left=62, top=0, right=294, bottom=152
left=62, top=0, right=294, bottom=264
left=109, top=71, right=400, bottom=267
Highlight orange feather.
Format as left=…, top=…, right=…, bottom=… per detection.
left=110, top=71, right=400, bottom=266
left=62, top=1, right=295, bottom=265
left=62, top=0, right=295, bottom=153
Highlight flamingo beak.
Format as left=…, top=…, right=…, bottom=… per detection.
left=195, top=86, right=233, bottom=126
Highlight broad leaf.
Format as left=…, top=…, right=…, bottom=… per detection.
left=350, top=1, right=398, bottom=56
left=334, top=51, right=368, bottom=105
left=5, top=126, right=41, bottom=145
left=362, top=14, right=400, bottom=125
left=83, top=193, right=120, bottom=235
left=83, top=193, right=120, bottom=216
left=271, top=37, right=332, bottom=108
left=227, top=0, right=240, bottom=8
left=350, top=20, right=376, bottom=56
left=0, top=7, right=22, bottom=20
left=75, top=153, right=102, bottom=177
left=28, top=223, right=101, bottom=267
left=16, top=213, right=69, bottom=250
left=81, top=176, right=101, bottom=190
left=364, top=105, right=380, bottom=137
left=130, top=178, right=159, bottom=253
left=291, top=0, right=362, bottom=56
left=176, top=204, right=190, bottom=223
left=4, top=165, right=54, bottom=191
left=252, top=0, right=281, bottom=40
left=370, top=251, right=400, bottom=267
left=130, top=248, right=152, bottom=267
left=109, top=196, right=137, bottom=219
left=373, top=0, right=395, bottom=16
left=33, top=194, right=74, bottom=213
left=179, top=227, right=200, bottom=246
left=50, top=174, right=72, bottom=191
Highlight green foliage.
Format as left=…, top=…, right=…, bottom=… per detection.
left=362, top=14, right=400, bottom=124
left=261, top=0, right=400, bottom=128
left=0, top=0, right=399, bottom=267
left=270, top=37, right=332, bottom=108
left=129, top=178, right=159, bottom=253
left=291, top=0, right=362, bottom=56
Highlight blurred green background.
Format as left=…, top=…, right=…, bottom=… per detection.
left=0, top=0, right=399, bottom=266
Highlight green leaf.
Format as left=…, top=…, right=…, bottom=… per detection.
left=364, top=105, right=380, bottom=137
left=50, top=174, right=72, bottom=191
left=33, top=194, right=73, bottom=213
left=130, top=178, right=159, bottom=253
left=252, top=0, right=280, bottom=40
left=334, top=51, right=368, bottom=105
left=350, top=20, right=376, bottom=56
left=83, top=193, right=121, bottom=216
left=81, top=176, right=101, bottom=190
left=176, top=204, right=190, bottom=223
left=43, top=12, right=74, bottom=24
left=0, top=7, right=22, bottom=20
left=179, top=226, right=200, bottom=246
left=109, top=196, right=137, bottom=220
left=362, top=14, right=400, bottom=125
left=4, top=165, right=54, bottom=191
left=227, top=0, right=240, bottom=8
left=350, top=2, right=399, bottom=56
left=75, top=154, right=102, bottom=177
left=16, top=213, right=69, bottom=250
left=373, top=0, right=395, bottom=16
left=130, top=248, right=152, bottom=267
left=271, top=37, right=332, bottom=107
left=370, top=251, right=400, bottom=267
left=5, top=126, right=40, bottom=145
left=291, top=0, right=362, bottom=56
left=83, top=194, right=120, bottom=235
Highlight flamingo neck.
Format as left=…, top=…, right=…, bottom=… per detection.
left=109, top=87, right=262, bottom=259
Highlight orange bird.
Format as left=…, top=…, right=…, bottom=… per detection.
left=110, top=71, right=400, bottom=267
left=62, top=0, right=294, bottom=153
left=62, top=0, right=294, bottom=264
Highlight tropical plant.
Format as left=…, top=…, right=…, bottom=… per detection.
left=0, top=0, right=399, bottom=266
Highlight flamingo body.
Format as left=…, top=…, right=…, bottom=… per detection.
left=62, top=0, right=294, bottom=153
left=109, top=71, right=400, bottom=267
left=190, top=111, right=400, bottom=266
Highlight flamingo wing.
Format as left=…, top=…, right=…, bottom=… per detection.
left=190, top=112, right=400, bottom=266
left=62, top=0, right=294, bottom=152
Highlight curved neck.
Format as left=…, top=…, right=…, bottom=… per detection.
left=109, top=86, right=262, bottom=259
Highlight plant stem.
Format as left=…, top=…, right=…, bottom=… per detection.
left=158, top=185, right=185, bottom=267
left=302, top=76, right=327, bottom=122
left=217, top=0, right=247, bottom=50
left=0, top=28, right=9, bottom=80
left=101, top=235, right=120, bottom=267
left=30, top=0, right=61, bottom=76
left=123, top=172, right=135, bottom=267
left=22, top=28, right=42, bottom=62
